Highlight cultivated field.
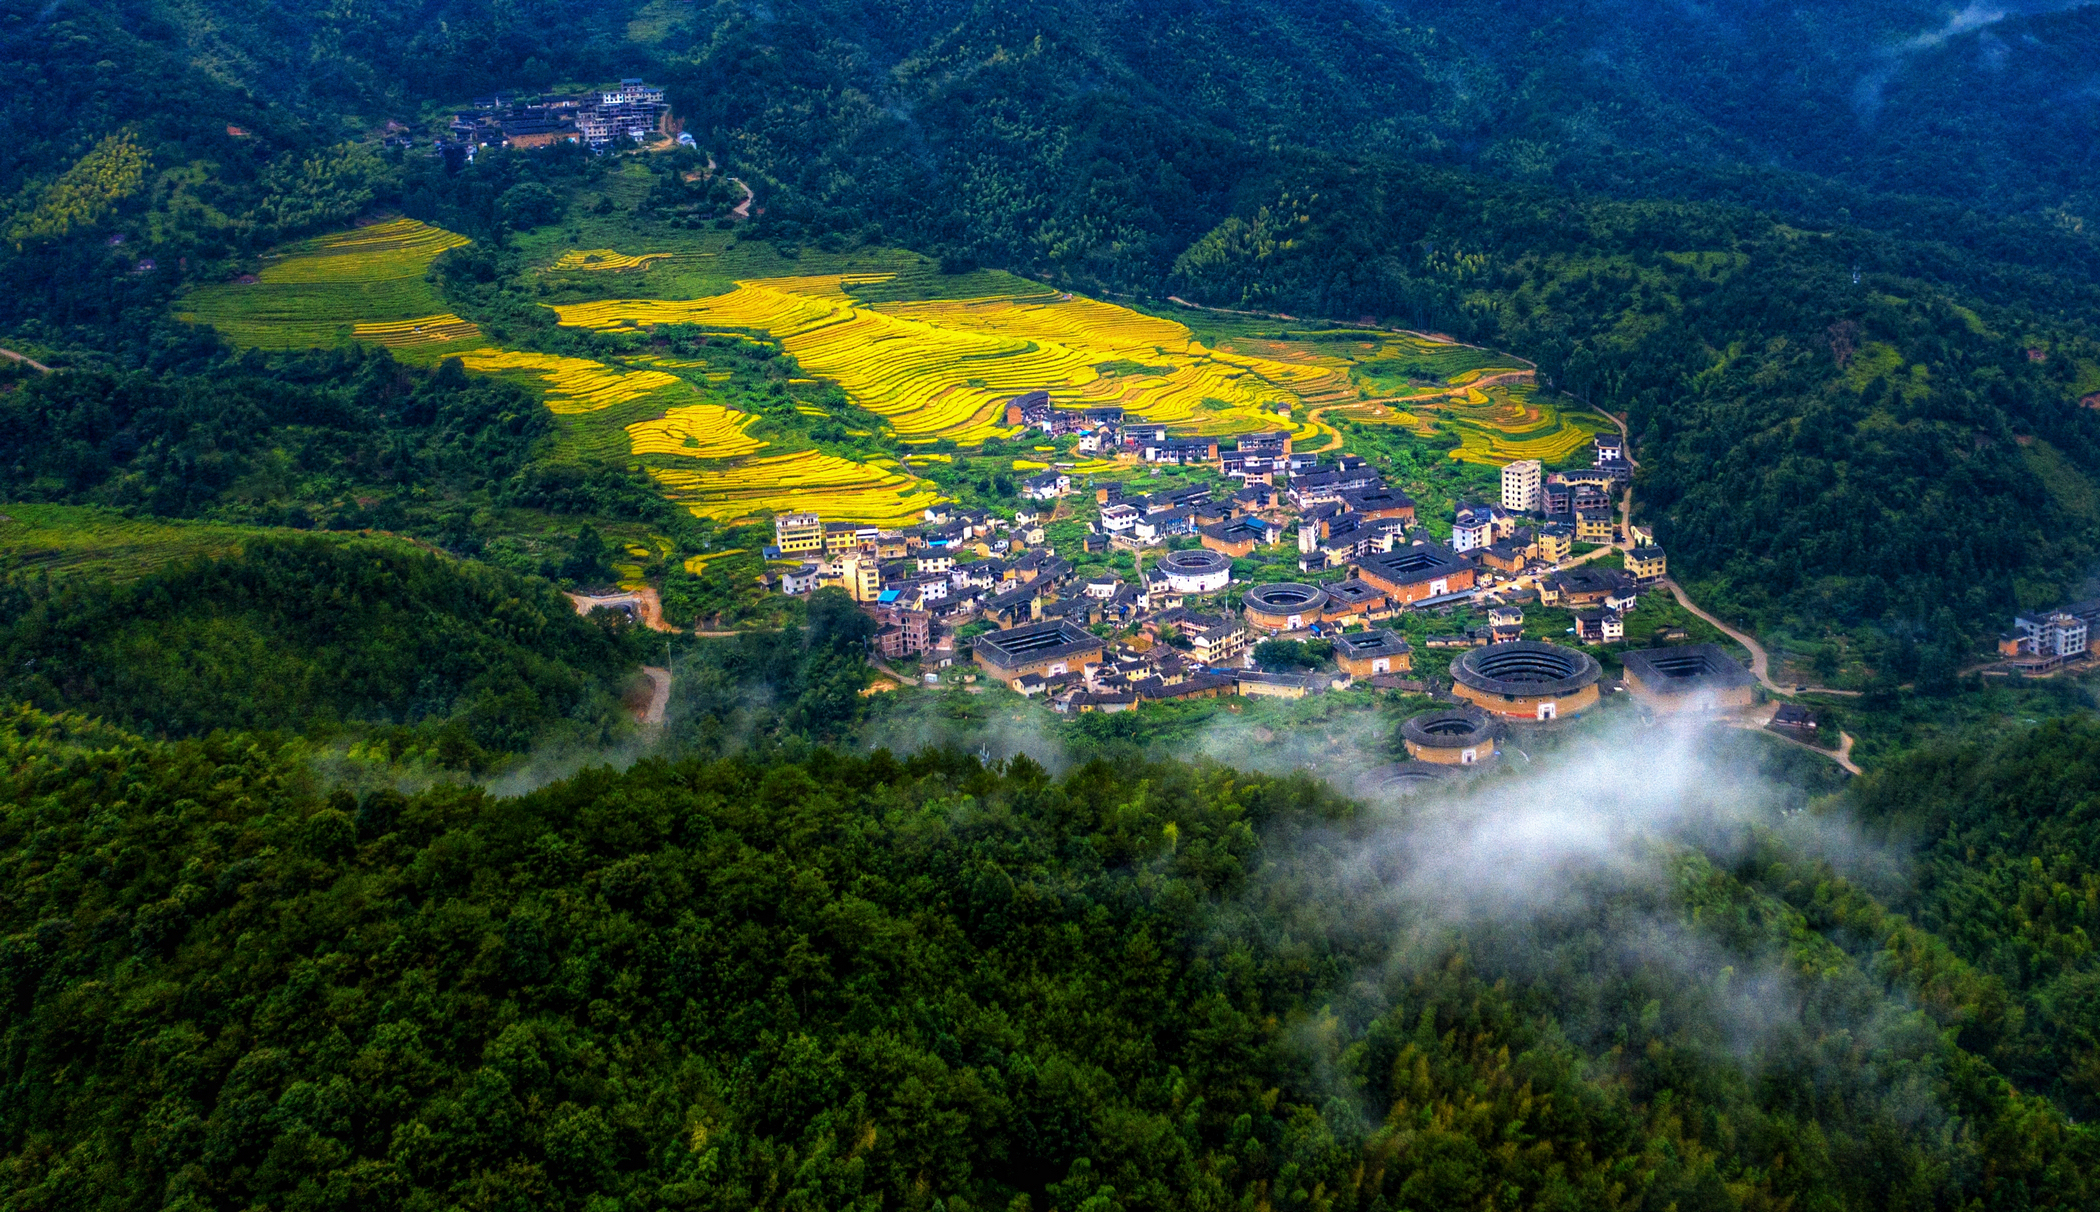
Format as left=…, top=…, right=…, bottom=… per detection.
left=552, top=275, right=1341, bottom=444
left=455, top=349, right=682, bottom=414
left=650, top=450, right=942, bottom=527
left=626, top=404, right=767, bottom=459
left=179, top=219, right=482, bottom=356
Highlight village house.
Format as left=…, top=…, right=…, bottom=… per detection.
left=1574, top=610, right=1624, bottom=645
left=1625, top=547, right=1667, bottom=581
left=1021, top=470, right=1072, bottom=501
left=1236, top=670, right=1329, bottom=700
left=974, top=619, right=1105, bottom=686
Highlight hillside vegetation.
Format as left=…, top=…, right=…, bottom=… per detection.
left=0, top=720, right=2094, bottom=1211
left=0, top=537, right=646, bottom=763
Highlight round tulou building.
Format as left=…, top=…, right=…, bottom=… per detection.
left=1241, top=582, right=1329, bottom=632
left=1449, top=640, right=1602, bottom=722
left=1401, top=705, right=1505, bottom=765
left=1158, top=547, right=1233, bottom=594
left=1354, top=762, right=1455, bottom=798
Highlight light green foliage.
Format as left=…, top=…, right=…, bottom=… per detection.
left=6, top=133, right=149, bottom=247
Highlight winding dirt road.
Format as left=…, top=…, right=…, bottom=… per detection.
left=636, top=665, right=671, bottom=725
left=0, top=349, right=52, bottom=373
left=1661, top=578, right=1782, bottom=694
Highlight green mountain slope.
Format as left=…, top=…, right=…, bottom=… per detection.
left=0, top=724, right=2093, bottom=1210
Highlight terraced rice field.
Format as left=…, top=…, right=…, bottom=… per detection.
left=651, top=450, right=942, bottom=526
left=456, top=350, right=682, bottom=414
left=1347, top=383, right=1604, bottom=467
left=547, top=248, right=679, bottom=272
left=626, top=405, right=767, bottom=459
left=352, top=313, right=482, bottom=347
left=552, top=276, right=1341, bottom=443
left=179, top=219, right=480, bottom=354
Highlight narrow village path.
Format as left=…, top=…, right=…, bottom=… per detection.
left=0, top=349, right=52, bottom=373
left=1661, top=578, right=1783, bottom=694
left=701, top=154, right=755, bottom=220
left=1727, top=713, right=1863, bottom=775
left=636, top=665, right=672, bottom=724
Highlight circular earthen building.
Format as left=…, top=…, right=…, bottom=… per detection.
left=1401, top=706, right=1505, bottom=765
left=1450, top=640, right=1602, bottom=722
left=1241, top=582, right=1329, bottom=632
left=1159, top=547, right=1233, bottom=594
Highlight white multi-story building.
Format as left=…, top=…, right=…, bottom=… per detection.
left=2017, top=610, right=2090, bottom=658
left=1501, top=459, right=1543, bottom=513
left=1451, top=505, right=1496, bottom=553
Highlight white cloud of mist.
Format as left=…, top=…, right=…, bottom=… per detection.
left=1854, top=1, right=2098, bottom=117
left=1246, top=716, right=1925, bottom=1087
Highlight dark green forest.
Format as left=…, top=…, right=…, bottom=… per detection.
left=0, top=537, right=648, bottom=764
left=0, top=714, right=2093, bottom=1211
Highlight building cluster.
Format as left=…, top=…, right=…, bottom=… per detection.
left=396, top=80, right=672, bottom=161
left=762, top=393, right=1702, bottom=716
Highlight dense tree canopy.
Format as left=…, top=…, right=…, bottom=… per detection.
left=0, top=715, right=2093, bottom=1210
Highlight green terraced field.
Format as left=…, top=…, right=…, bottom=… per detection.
left=178, top=219, right=482, bottom=358
left=0, top=506, right=353, bottom=582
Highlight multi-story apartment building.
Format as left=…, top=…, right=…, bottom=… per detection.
left=1500, top=459, right=1543, bottom=513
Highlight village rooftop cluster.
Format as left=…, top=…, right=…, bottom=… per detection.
left=757, top=391, right=1738, bottom=734
left=383, top=80, right=680, bottom=164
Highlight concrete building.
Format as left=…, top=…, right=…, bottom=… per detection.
left=838, top=555, right=882, bottom=602
left=2015, top=609, right=2092, bottom=659
left=1625, top=547, right=1668, bottom=581
left=1450, top=641, right=1603, bottom=722
left=1451, top=505, right=1496, bottom=553
left=1621, top=644, right=1758, bottom=715
left=1501, top=459, right=1543, bottom=513
left=775, top=512, right=824, bottom=555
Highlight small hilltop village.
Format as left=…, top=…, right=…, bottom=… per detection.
left=759, top=390, right=1780, bottom=768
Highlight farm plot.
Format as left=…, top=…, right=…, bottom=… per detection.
left=650, top=450, right=942, bottom=527
left=179, top=219, right=481, bottom=355
left=352, top=314, right=481, bottom=348
left=553, top=277, right=1348, bottom=443
left=456, top=350, right=683, bottom=414
left=1342, top=382, right=1604, bottom=467
left=546, top=248, right=682, bottom=272
left=626, top=404, right=767, bottom=459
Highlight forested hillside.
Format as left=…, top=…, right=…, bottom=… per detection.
left=0, top=537, right=648, bottom=762
left=0, top=718, right=2093, bottom=1210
